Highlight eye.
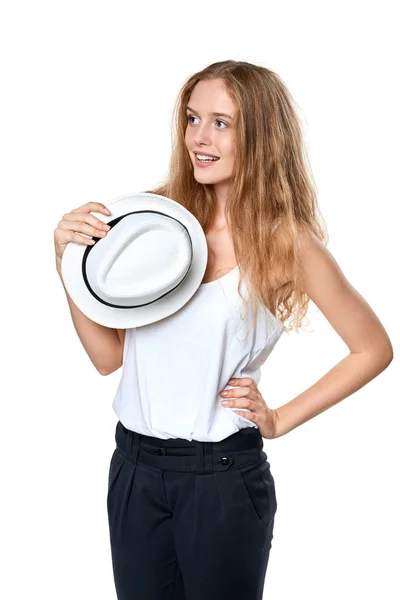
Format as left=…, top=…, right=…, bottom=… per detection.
left=186, top=115, right=228, bottom=129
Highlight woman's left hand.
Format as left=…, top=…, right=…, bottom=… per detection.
left=219, top=377, right=278, bottom=439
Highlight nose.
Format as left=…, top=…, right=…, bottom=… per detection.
left=193, top=121, right=212, bottom=146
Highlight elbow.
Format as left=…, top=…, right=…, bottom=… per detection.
left=98, top=367, right=111, bottom=376
left=368, top=329, right=394, bottom=370
left=371, top=341, right=394, bottom=372
left=382, top=344, right=394, bottom=368
left=96, top=347, right=124, bottom=376
left=98, top=364, right=122, bottom=376
left=97, top=360, right=123, bottom=376
left=380, top=334, right=394, bottom=367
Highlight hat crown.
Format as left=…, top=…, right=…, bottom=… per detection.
left=85, top=212, right=192, bottom=306
left=61, top=191, right=208, bottom=328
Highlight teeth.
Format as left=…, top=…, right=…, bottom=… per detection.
left=196, top=153, right=218, bottom=161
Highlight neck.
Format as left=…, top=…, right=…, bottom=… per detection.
left=212, top=181, right=229, bottom=214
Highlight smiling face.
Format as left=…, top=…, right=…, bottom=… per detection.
left=184, top=78, right=237, bottom=193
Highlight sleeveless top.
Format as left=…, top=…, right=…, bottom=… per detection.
left=112, top=265, right=285, bottom=442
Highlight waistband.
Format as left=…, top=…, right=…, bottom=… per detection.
left=115, top=421, right=266, bottom=474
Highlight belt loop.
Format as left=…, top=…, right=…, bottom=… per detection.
left=204, top=442, right=214, bottom=473
left=193, top=440, right=214, bottom=474
left=125, top=429, right=133, bottom=456
left=194, top=440, right=205, bottom=474
left=257, top=430, right=263, bottom=458
left=125, top=430, right=140, bottom=466
left=130, top=432, right=140, bottom=466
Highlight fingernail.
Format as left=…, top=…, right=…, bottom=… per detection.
left=221, top=400, right=230, bottom=405
left=228, top=379, right=235, bottom=384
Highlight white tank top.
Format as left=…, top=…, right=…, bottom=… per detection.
left=112, top=265, right=285, bottom=442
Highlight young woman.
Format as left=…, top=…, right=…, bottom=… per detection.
left=54, top=60, right=393, bottom=599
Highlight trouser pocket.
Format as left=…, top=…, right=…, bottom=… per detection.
left=238, top=459, right=277, bottom=530
left=107, top=448, right=127, bottom=492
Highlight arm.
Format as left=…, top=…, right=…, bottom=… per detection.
left=57, top=257, right=125, bottom=376
left=273, top=232, right=393, bottom=439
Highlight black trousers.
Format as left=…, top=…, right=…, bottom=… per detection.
left=107, top=421, right=277, bottom=600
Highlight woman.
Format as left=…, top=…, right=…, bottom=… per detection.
left=54, top=61, right=393, bottom=599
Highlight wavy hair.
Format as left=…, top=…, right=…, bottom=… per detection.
left=144, top=60, right=329, bottom=333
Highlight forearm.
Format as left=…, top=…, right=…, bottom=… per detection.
left=273, top=349, right=392, bottom=439
left=57, top=260, right=123, bottom=375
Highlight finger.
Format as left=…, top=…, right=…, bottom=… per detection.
left=62, top=211, right=111, bottom=229
left=231, top=409, right=258, bottom=422
left=222, top=396, right=258, bottom=411
left=70, top=202, right=111, bottom=215
left=57, top=220, right=110, bottom=240
left=220, top=386, right=259, bottom=401
left=57, top=231, right=96, bottom=246
left=228, top=377, right=257, bottom=390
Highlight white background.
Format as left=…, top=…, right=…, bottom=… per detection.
left=1, top=1, right=398, bottom=598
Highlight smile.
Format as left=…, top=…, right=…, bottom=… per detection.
left=194, top=153, right=220, bottom=167
left=195, top=154, right=219, bottom=162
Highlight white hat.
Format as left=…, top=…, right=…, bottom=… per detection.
left=61, top=192, right=208, bottom=328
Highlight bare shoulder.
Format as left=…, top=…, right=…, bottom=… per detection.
left=297, top=227, right=393, bottom=359
left=296, top=227, right=349, bottom=298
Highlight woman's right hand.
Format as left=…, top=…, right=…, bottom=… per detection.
left=54, top=202, right=112, bottom=275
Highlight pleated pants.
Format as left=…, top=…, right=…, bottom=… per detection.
left=107, top=421, right=277, bottom=599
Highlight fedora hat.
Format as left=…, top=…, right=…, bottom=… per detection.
left=61, top=192, right=208, bottom=328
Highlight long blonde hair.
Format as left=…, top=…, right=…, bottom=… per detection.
left=145, top=60, right=329, bottom=333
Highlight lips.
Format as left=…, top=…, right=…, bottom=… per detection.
left=194, top=154, right=219, bottom=168
left=194, top=152, right=220, bottom=160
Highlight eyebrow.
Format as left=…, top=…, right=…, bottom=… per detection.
left=186, top=105, right=233, bottom=120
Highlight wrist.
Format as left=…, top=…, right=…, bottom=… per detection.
left=271, top=408, right=284, bottom=439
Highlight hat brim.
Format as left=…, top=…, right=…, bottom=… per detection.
left=61, top=192, right=208, bottom=328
